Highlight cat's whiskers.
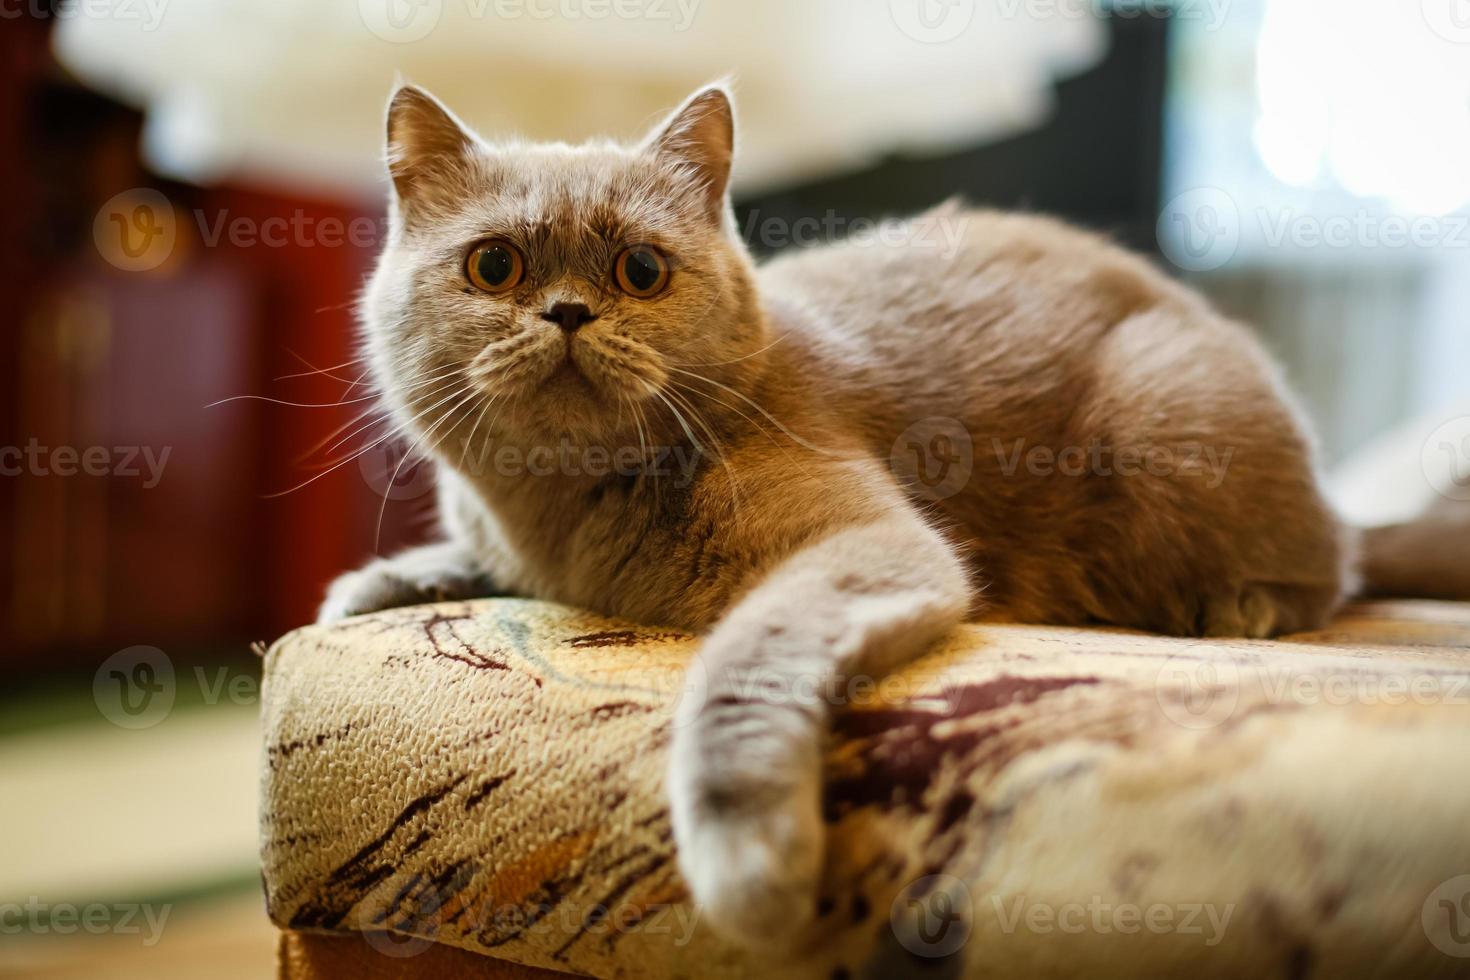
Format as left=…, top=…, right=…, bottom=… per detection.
left=215, top=352, right=455, bottom=412
left=314, top=367, right=475, bottom=465
left=661, top=384, right=724, bottom=461
left=649, top=388, right=704, bottom=458
left=474, top=328, right=566, bottom=393
left=627, top=396, right=661, bottom=509
left=667, top=366, right=840, bottom=457
left=678, top=330, right=791, bottom=368
left=373, top=382, right=485, bottom=550
left=205, top=391, right=386, bottom=410
left=661, top=383, right=745, bottom=515
left=263, top=375, right=475, bottom=500
left=666, top=377, right=826, bottom=489
left=458, top=390, right=501, bottom=476
left=277, top=350, right=371, bottom=386
left=296, top=403, right=386, bottom=467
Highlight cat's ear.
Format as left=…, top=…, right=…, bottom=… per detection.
left=644, top=84, right=735, bottom=224
left=385, top=84, right=478, bottom=212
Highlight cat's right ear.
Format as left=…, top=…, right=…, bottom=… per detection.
left=385, top=85, right=477, bottom=213
left=643, top=84, right=735, bottom=225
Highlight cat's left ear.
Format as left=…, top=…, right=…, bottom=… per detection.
left=644, top=84, right=735, bottom=224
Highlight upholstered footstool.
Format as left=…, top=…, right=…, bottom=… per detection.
left=260, top=598, right=1470, bottom=979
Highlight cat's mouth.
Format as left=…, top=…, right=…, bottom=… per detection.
left=548, top=358, right=592, bottom=390
left=468, top=328, right=667, bottom=417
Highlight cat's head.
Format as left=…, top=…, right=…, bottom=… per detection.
left=362, top=83, right=765, bottom=458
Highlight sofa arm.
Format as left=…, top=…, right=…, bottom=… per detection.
left=260, top=598, right=1470, bottom=978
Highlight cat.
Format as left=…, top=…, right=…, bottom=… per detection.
left=320, top=82, right=1440, bottom=947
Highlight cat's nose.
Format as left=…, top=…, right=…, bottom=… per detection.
left=540, top=302, right=597, bottom=333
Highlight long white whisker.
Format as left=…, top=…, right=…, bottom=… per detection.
left=264, top=376, right=471, bottom=498
left=373, top=384, right=482, bottom=551
left=650, top=389, right=704, bottom=455
left=662, top=384, right=743, bottom=513
left=667, top=378, right=828, bottom=487
left=206, top=392, right=384, bottom=409
left=458, top=391, right=499, bottom=475
left=317, top=370, right=471, bottom=462
left=277, top=350, right=368, bottom=384
left=677, top=331, right=791, bottom=368
left=667, top=367, right=840, bottom=456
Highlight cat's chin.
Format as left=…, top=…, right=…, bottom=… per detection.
left=507, top=369, right=632, bottom=444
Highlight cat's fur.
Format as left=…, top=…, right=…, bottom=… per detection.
left=323, top=83, right=1364, bottom=947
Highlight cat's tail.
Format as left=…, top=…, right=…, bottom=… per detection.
left=1356, top=496, right=1470, bottom=600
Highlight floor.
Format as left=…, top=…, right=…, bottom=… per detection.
left=0, top=699, right=277, bottom=978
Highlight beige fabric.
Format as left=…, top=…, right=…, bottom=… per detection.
left=278, top=930, right=578, bottom=980
left=260, top=599, right=1470, bottom=978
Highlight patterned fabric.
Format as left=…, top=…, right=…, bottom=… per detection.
left=261, top=599, right=1470, bottom=978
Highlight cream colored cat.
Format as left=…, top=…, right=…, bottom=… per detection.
left=320, top=83, right=1432, bottom=948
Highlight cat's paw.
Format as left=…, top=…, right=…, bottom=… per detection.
left=1192, top=581, right=1341, bottom=638
left=668, top=700, right=824, bottom=950
left=318, top=547, right=493, bottom=624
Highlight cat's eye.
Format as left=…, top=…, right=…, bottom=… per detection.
left=466, top=240, right=525, bottom=293
left=613, top=245, right=671, bottom=298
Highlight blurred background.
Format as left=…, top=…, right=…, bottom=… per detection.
left=1, top=0, right=1467, bottom=975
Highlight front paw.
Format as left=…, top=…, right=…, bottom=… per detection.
left=668, top=700, right=824, bottom=950
left=317, top=553, right=490, bottom=624
left=318, top=564, right=418, bottom=623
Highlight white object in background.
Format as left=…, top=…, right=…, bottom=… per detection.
left=54, top=0, right=1105, bottom=202
left=1256, top=0, right=1470, bottom=217
left=1329, top=399, right=1470, bottom=528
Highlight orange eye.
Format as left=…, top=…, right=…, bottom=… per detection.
left=466, top=240, right=524, bottom=293
left=613, top=245, right=670, bottom=298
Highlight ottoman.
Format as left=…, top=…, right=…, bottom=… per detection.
left=260, top=598, right=1470, bottom=978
